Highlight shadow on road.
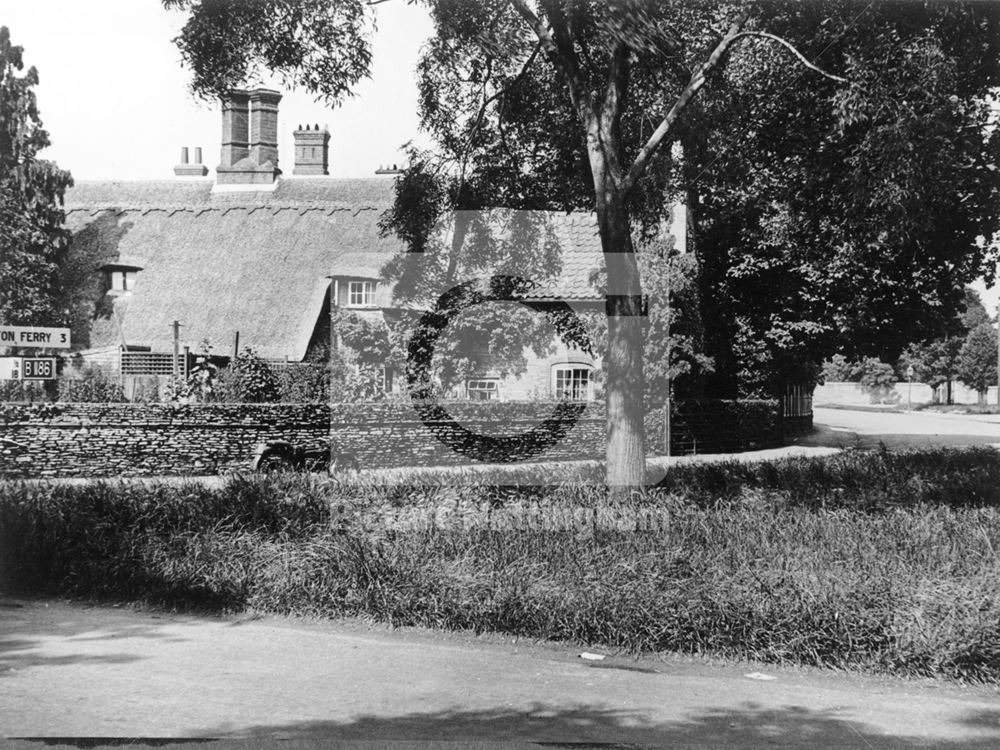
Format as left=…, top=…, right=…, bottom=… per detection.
left=187, top=701, right=1000, bottom=748
left=0, top=599, right=188, bottom=678
left=792, top=424, right=1000, bottom=452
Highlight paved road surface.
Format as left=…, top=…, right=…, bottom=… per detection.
left=1, top=599, right=999, bottom=748
left=808, top=407, right=1000, bottom=450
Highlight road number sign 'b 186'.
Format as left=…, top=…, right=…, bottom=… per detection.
left=0, top=325, right=71, bottom=348
left=22, top=358, right=55, bottom=380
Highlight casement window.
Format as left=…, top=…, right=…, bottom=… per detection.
left=466, top=378, right=499, bottom=401
left=347, top=280, right=374, bottom=307
left=552, top=365, right=592, bottom=401
left=105, top=266, right=140, bottom=294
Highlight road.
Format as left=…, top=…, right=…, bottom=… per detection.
left=807, top=407, right=1000, bottom=450
left=1, top=599, right=999, bottom=748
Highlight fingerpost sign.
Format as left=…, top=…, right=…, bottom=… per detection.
left=0, top=326, right=71, bottom=349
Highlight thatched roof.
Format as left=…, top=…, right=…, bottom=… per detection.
left=63, top=177, right=605, bottom=361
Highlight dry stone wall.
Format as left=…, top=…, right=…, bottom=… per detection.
left=0, top=399, right=791, bottom=479
left=0, top=401, right=606, bottom=478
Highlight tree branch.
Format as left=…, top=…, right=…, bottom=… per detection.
left=731, top=31, right=848, bottom=83
left=460, top=42, right=541, bottom=159
left=621, top=8, right=752, bottom=196
left=509, top=0, right=590, bottom=117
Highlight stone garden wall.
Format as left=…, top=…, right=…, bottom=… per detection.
left=0, top=402, right=605, bottom=478
left=0, top=399, right=791, bottom=479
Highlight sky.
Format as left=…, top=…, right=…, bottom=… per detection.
left=2, top=0, right=433, bottom=180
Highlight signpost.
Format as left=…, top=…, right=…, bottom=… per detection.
left=0, top=326, right=70, bottom=349
left=0, top=326, right=70, bottom=381
left=0, top=357, right=57, bottom=380
left=906, top=364, right=914, bottom=411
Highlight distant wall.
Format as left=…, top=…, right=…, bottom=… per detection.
left=943, top=383, right=1000, bottom=405
left=0, top=399, right=793, bottom=479
left=814, top=381, right=999, bottom=407
left=814, top=382, right=935, bottom=407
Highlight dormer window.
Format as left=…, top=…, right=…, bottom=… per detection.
left=347, top=280, right=374, bottom=307
left=104, top=265, right=141, bottom=295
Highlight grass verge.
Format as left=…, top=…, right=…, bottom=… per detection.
left=2, top=446, right=999, bottom=683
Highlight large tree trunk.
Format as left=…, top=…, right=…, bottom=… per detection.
left=593, top=171, right=646, bottom=486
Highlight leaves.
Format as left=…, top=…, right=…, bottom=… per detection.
left=688, top=2, right=1000, bottom=396
left=165, top=0, right=375, bottom=103
left=0, top=26, right=73, bottom=327
left=956, top=323, right=998, bottom=395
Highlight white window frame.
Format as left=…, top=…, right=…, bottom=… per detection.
left=466, top=378, right=500, bottom=401
left=347, top=280, right=374, bottom=307
left=552, top=365, right=592, bottom=401
left=107, top=268, right=137, bottom=294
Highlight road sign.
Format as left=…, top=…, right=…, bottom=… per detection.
left=0, top=357, right=21, bottom=380
left=22, top=357, right=56, bottom=380
left=0, top=325, right=71, bottom=349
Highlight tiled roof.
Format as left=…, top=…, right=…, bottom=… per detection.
left=63, top=177, right=604, bottom=360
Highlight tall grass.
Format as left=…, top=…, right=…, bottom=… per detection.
left=2, top=447, right=999, bottom=682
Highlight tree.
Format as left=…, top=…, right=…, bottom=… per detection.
left=684, top=5, right=1000, bottom=397
left=957, top=322, right=998, bottom=402
left=0, top=26, right=73, bottom=327
left=896, top=288, right=992, bottom=403
left=167, top=1, right=998, bottom=484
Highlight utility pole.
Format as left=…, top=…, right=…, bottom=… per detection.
left=996, top=298, right=999, bottom=409
left=664, top=257, right=672, bottom=459
left=172, top=320, right=181, bottom=381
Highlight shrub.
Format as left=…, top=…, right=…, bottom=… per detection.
left=0, top=379, right=50, bottom=402
left=213, top=349, right=280, bottom=403
left=857, top=357, right=898, bottom=403
left=820, top=354, right=855, bottom=382
left=277, top=345, right=337, bottom=403
left=645, top=399, right=782, bottom=456
left=57, top=364, right=125, bottom=402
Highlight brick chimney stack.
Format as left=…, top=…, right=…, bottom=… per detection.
left=219, top=89, right=250, bottom=168
left=216, top=88, right=282, bottom=186
left=249, top=89, right=281, bottom=167
left=293, top=123, right=330, bottom=175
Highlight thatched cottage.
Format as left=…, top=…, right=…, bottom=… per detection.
left=62, top=88, right=614, bottom=401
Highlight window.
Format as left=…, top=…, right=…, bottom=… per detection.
left=347, top=281, right=374, bottom=307
left=467, top=379, right=499, bottom=401
left=553, top=366, right=591, bottom=401
left=106, top=267, right=138, bottom=294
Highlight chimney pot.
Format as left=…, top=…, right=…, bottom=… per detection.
left=175, top=145, right=208, bottom=177
left=194, top=147, right=203, bottom=164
